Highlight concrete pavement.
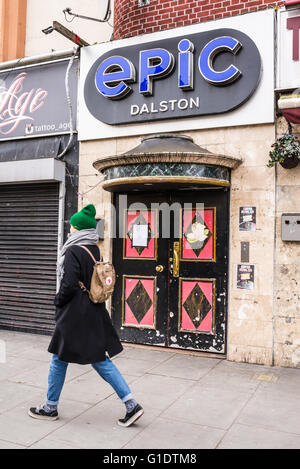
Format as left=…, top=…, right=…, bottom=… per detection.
left=0, top=329, right=300, bottom=449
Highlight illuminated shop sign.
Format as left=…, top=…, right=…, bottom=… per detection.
left=84, top=28, right=261, bottom=125
left=0, top=60, right=78, bottom=141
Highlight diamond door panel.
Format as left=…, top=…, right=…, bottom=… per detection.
left=179, top=279, right=215, bottom=334
left=124, top=210, right=157, bottom=259
left=123, top=276, right=156, bottom=329
left=181, top=208, right=216, bottom=261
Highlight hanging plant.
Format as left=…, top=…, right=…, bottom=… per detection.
left=267, top=134, right=300, bottom=168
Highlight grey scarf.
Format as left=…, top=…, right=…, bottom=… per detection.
left=57, top=228, right=99, bottom=286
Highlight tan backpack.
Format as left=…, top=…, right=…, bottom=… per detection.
left=78, top=245, right=116, bottom=303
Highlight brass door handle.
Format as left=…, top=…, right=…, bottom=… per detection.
left=173, top=242, right=180, bottom=278
left=155, top=265, right=164, bottom=272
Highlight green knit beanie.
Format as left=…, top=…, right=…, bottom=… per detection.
left=69, top=204, right=97, bottom=230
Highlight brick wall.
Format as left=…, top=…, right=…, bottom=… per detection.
left=114, top=0, right=284, bottom=39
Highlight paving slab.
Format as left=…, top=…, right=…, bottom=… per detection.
left=61, top=370, right=137, bottom=405
left=0, top=357, right=46, bottom=382
left=0, top=331, right=49, bottom=357
left=14, top=346, right=53, bottom=363
left=148, top=353, right=221, bottom=380
left=0, top=438, right=26, bottom=449
left=218, top=423, right=300, bottom=449
left=121, top=346, right=176, bottom=364
left=198, top=359, right=263, bottom=392
left=7, top=359, right=92, bottom=391
left=4, top=344, right=52, bottom=363
left=0, top=395, right=91, bottom=447
left=161, top=382, right=252, bottom=430
left=124, top=417, right=225, bottom=449
left=237, top=388, right=300, bottom=435
left=257, top=367, right=300, bottom=397
left=0, top=381, right=43, bottom=414
left=27, top=399, right=160, bottom=449
left=111, top=356, right=162, bottom=377
left=29, top=437, right=85, bottom=449
left=111, top=373, right=196, bottom=411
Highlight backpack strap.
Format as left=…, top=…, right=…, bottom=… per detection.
left=79, top=245, right=102, bottom=263
left=78, top=245, right=103, bottom=296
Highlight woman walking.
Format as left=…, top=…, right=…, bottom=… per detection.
left=28, top=204, right=143, bottom=427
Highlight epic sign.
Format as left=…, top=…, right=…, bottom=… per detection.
left=84, top=28, right=261, bottom=125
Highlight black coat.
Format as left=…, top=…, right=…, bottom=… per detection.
left=48, top=244, right=123, bottom=364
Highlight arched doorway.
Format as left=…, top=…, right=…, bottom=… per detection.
left=93, top=134, right=241, bottom=354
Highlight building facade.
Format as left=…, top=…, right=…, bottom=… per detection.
left=79, top=0, right=300, bottom=368
left=0, top=0, right=299, bottom=368
left=0, top=54, right=79, bottom=334
left=0, top=1, right=113, bottom=334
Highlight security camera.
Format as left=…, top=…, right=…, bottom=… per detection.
left=42, top=26, right=54, bottom=35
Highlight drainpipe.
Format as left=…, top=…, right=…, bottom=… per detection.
left=272, top=9, right=279, bottom=367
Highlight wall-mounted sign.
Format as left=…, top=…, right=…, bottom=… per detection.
left=237, top=264, right=255, bottom=290
left=239, top=206, right=256, bottom=231
left=79, top=10, right=274, bottom=140
left=277, top=7, right=300, bottom=89
left=0, top=59, right=78, bottom=141
left=84, top=29, right=261, bottom=126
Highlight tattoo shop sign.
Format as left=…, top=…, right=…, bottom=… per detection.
left=0, top=59, right=78, bottom=141
left=79, top=10, right=274, bottom=140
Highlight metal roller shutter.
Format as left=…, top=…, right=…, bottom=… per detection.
left=0, top=182, right=60, bottom=334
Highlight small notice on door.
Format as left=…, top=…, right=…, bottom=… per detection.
left=237, top=264, right=255, bottom=290
left=239, top=206, right=256, bottom=231
left=132, top=224, right=148, bottom=247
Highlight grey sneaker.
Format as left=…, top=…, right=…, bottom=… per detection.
left=118, top=404, right=144, bottom=427
left=28, top=405, right=59, bottom=421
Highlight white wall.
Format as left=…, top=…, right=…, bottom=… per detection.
left=25, top=0, right=114, bottom=56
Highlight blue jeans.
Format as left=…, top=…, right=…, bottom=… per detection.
left=46, top=354, right=132, bottom=407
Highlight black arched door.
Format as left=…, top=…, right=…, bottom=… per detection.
left=112, top=188, right=229, bottom=354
